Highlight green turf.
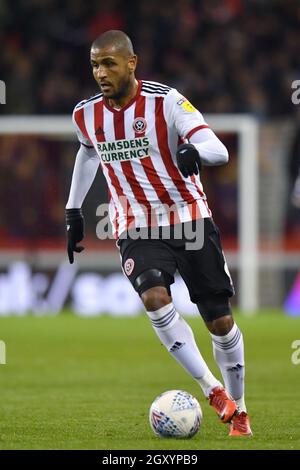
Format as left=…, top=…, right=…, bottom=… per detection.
left=0, top=310, right=299, bottom=450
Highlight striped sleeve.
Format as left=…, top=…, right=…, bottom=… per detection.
left=72, top=103, right=94, bottom=148
left=164, top=88, right=209, bottom=140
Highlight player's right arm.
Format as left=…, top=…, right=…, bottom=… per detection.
left=65, top=106, right=100, bottom=263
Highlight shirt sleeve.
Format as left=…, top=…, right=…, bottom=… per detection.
left=189, top=128, right=229, bottom=166
left=72, top=104, right=94, bottom=148
left=66, top=144, right=100, bottom=209
left=164, top=88, right=209, bottom=139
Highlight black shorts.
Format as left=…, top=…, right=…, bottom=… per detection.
left=117, top=218, right=234, bottom=304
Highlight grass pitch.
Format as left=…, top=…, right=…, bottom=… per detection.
left=0, top=310, right=299, bottom=450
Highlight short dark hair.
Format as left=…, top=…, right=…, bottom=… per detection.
left=91, top=30, right=134, bottom=56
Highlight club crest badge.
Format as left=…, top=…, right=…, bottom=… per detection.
left=124, top=258, right=135, bottom=276
left=133, top=117, right=147, bottom=134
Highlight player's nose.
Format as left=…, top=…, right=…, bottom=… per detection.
left=96, top=66, right=107, bottom=80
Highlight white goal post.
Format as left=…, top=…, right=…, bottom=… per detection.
left=0, top=115, right=259, bottom=313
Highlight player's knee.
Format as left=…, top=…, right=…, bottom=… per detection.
left=134, top=268, right=173, bottom=310
left=141, top=286, right=172, bottom=311
left=205, top=314, right=234, bottom=335
left=197, top=294, right=233, bottom=334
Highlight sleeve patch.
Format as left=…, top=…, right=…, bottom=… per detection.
left=176, top=97, right=196, bottom=113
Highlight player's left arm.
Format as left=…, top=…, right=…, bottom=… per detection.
left=188, top=127, right=229, bottom=166
left=164, top=89, right=228, bottom=177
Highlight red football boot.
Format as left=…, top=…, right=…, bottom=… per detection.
left=208, top=386, right=238, bottom=423
left=229, top=411, right=253, bottom=436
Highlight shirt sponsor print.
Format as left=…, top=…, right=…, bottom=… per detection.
left=97, top=137, right=150, bottom=163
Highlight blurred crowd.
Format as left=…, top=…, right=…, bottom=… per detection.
left=0, top=0, right=299, bottom=117
left=0, top=136, right=75, bottom=243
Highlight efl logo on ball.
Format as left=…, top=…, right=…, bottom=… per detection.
left=133, top=117, right=147, bottom=134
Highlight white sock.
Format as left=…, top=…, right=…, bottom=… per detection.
left=236, top=396, right=246, bottom=413
left=211, top=322, right=247, bottom=412
left=146, top=303, right=222, bottom=397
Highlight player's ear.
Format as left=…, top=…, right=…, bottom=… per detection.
left=128, top=55, right=137, bottom=73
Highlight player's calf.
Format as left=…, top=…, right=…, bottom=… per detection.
left=141, top=286, right=172, bottom=311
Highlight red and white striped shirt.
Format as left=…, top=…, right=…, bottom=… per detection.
left=72, top=80, right=212, bottom=238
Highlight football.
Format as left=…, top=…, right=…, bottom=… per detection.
left=149, top=390, right=202, bottom=438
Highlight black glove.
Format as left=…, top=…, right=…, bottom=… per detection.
left=65, top=208, right=85, bottom=264
left=176, top=143, right=202, bottom=178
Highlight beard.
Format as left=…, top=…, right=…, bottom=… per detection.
left=104, top=77, right=131, bottom=100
